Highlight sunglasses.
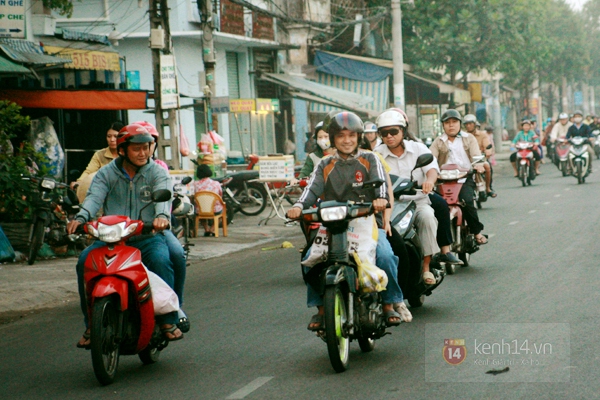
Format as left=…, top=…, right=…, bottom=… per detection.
left=379, top=128, right=401, bottom=138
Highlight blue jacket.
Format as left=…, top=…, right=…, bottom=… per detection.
left=76, top=157, right=172, bottom=223
left=566, top=123, right=593, bottom=139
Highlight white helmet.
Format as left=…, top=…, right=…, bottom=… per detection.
left=172, top=195, right=194, bottom=216
left=363, top=121, right=378, bottom=133
left=376, top=109, right=407, bottom=130
left=463, top=114, right=478, bottom=125
left=559, top=112, right=568, bottom=120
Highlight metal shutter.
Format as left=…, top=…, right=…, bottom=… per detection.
left=226, top=52, right=240, bottom=99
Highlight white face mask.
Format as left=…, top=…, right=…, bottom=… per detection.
left=574, top=117, right=583, bottom=124
left=317, top=138, right=330, bottom=150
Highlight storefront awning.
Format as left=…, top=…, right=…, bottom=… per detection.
left=405, top=71, right=471, bottom=104
left=260, top=72, right=374, bottom=112
left=0, top=89, right=148, bottom=110
left=0, top=39, right=70, bottom=66
left=0, top=55, right=31, bottom=74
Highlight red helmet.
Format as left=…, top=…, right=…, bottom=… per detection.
left=117, top=124, right=154, bottom=150
left=132, top=120, right=159, bottom=139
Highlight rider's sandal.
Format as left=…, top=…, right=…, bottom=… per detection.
left=383, top=309, right=402, bottom=327
left=307, top=314, right=324, bottom=331
left=76, top=331, right=91, bottom=349
left=486, top=191, right=497, bottom=198
left=475, top=234, right=489, bottom=245
left=161, top=325, right=184, bottom=341
left=423, top=271, right=436, bottom=285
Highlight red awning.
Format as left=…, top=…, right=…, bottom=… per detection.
left=0, top=89, right=148, bottom=110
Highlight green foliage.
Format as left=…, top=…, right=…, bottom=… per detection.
left=43, top=0, right=79, bottom=18
left=0, top=102, right=49, bottom=222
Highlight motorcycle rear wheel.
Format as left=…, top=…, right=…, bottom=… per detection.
left=459, top=252, right=470, bottom=267
left=445, top=263, right=456, bottom=275
left=27, top=219, right=46, bottom=265
left=139, top=346, right=161, bottom=365
left=358, top=337, right=376, bottom=352
left=408, top=294, right=425, bottom=308
left=91, top=297, right=120, bottom=386
left=236, top=183, right=267, bottom=216
left=324, top=285, right=350, bottom=373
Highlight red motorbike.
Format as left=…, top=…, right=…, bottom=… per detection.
left=555, top=138, right=571, bottom=177
left=436, top=161, right=482, bottom=273
left=514, top=141, right=537, bottom=186
left=82, top=189, right=174, bottom=385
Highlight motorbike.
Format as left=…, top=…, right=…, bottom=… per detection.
left=474, top=145, right=493, bottom=209
left=568, top=136, right=591, bottom=184
left=171, top=176, right=195, bottom=257
left=389, top=153, right=445, bottom=307
left=81, top=189, right=174, bottom=385
left=23, top=176, right=81, bottom=265
left=555, top=138, right=571, bottom=176
left=546, top=139, right=557, bottom=165
left=436, top=157, right=485, bottom=272
left=298, top=180, right=393, bottom=373
left=593, top=130, right=600, bottom=159
left=514, top=141, right=537, bottom=187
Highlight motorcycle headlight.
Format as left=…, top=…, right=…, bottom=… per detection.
left=320, top=206, right=347, bottom=222
left=97, top=221, right=139, bottom=243
left=41, top=178, right=56, bottom=190
left=439, top=169, right=465, bottom=180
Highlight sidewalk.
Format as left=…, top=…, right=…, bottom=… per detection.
left=0, top=211, right=301, bottom=322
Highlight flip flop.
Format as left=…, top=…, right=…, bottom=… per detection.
left=161, top=324, right=184, bottom=341
left=383, top=309, right=402, bottom=327
left=307, top=314, right=324, bottom=331
left=76, top=331, right=91, bottom=349
left=423, top=271, right=436, bottom=285
left=475, top=234, right=488, bottom=245
left=486, top=191, right=497, bottom=198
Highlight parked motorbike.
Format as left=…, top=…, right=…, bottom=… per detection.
left=298, top=180, right=393, bottom=373
left=23, top=176, right=81, bottom=265
left=514, top=141, right=537, bottom=187
left=81, top=189, right=174, bottom=385
left=171, top=176, right=194, bottom=257
left=568, top=136, right=591, bottom=184
left=389, top=153, right=445, bottom=307
left=555, top=138, right=571, bottom=176
left=593, top=130, right=600, bottom=159
left=436, top=157, right=484, bottom=272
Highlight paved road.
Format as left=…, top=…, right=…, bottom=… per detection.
left=1, top=159, right=598, bottom=399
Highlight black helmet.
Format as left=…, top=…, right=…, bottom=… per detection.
left=441, top=109, right=462, bottom=123
left=324, top=111, right=364, bottom=145
left=313, top=121, right=324, bottom=137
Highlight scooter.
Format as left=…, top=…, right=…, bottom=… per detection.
left=555, top=138, right=571, bottom=176
left=514, top=141, right=537, bottom=187
left=171, top=176, right=194, bottom=257
left=298, top=180, right=393, bottom=373
left=568, top=136, right=591, bottom=184
left=389, top=154, right=445, bottom=307
left=593, top=130, right=600, bottom=159
left=81, top=189, right=174, bottom=385
left=436, top=157, right=485, bottom=271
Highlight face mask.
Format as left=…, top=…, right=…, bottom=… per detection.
left=317, top=138, right=330, bottom=150
left=574, top=117, right=583, bottom=124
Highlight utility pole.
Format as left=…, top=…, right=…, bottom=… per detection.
left=391, top=0, right=405, bottom=109
left=198, top=0, right=216, bottom=132
left=493, top=78, right=503, bottom=151
left=149, top=0, right=180, bottom=169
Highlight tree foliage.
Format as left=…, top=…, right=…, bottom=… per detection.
left=43, top=0, right=79, bottom=18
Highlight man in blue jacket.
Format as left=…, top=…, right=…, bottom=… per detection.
left=566, top=110, right=595, bottom=171
left=67, top=124, right=183, bottom=348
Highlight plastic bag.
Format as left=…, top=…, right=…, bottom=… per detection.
left=0, top=226, right=15, bottom=263
left=353, top=252, right=388, bottom=292
left=30, top=117, right=64, bottom=178
left=179, top=125, right=190, bottom=157
left=145, top=267, right=179, bottom=315
left=301, top=215, right=378, bottom=268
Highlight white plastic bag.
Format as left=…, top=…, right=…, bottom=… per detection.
left=301, top=215, right=378, bottom=268
left=145, top=267, right=179, bottom=315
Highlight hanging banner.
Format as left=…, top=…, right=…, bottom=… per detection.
left=211, top=96, right=230, bottom=114
left=44, top=46, right=121, bottom=71
left=160, top=54, right=179, bottom=109
left=229, top=99, right=255, bottom=113
left=0, top=1, right=25, bottom=38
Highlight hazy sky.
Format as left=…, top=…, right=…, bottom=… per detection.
left=566, top=0, right=588, bottom=10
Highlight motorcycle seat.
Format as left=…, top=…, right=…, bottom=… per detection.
left=440, top=163, right=470, bottom=173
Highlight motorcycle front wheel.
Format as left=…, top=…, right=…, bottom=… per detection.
left=520, top=165, right=527, bottom=187
left=236, top=183, right=267, bottom=216
left=577, top=163, right=583, bottom=184
left=561, top=161, right=568, bottom=176
left=91, top=297, right=120, bottom=385
left=28, top=218, right=46, bottom=265
left=324, top=285, right=350, bottom=373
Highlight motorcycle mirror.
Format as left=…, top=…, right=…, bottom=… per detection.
left=181, top=176, right=192, bottom=185
left=66, top=188, right=80, bottom=206
left=362, top=178, right=384, bottom=190
left=486, top=144, right=493, bottom=149
left=413, top=153, right=434, bottom=170
left=152, top=189, right=172, bottom=203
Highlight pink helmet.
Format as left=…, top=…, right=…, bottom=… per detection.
left=132, top=120, right=159, bottom=140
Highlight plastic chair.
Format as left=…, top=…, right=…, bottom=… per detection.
left=193, top=191, right=228, bottom=237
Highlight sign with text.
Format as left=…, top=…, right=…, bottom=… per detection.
left=211, top=96, right=230, bottom=114
left=258, top=155, right=294, bottom=182
left=44, top=46, right=121, bottom=71
left=160, top=54, right=179, bottom=109
left=256, top=98, right=280, bottom=113
left=229, top=98, right=255, bottom=113
left=169, top=170, right=195, bottom=196
left=0, top=0, right=25, bottom=38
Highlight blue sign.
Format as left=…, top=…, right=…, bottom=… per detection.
left=574, top=91, right=583, bottom=106
left=126, top=71, right=140, bottom=90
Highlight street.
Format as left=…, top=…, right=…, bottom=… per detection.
left=1, top=160, right=598, bottom=399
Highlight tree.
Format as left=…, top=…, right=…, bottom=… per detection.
left=43, top=0, right=79, bottom=18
